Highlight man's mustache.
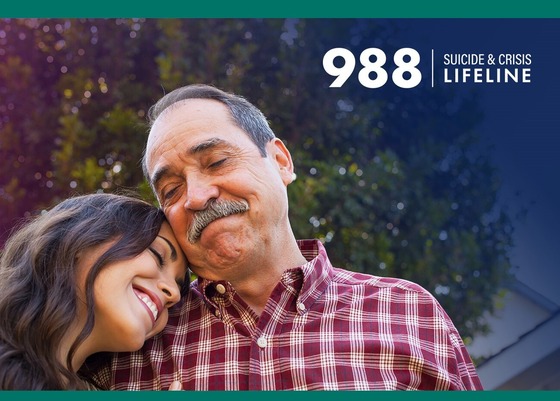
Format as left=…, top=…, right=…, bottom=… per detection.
left=187, top=199, right=250, bottom=244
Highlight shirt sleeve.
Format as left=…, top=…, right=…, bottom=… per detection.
left=432, top=294, right=484, bottom=390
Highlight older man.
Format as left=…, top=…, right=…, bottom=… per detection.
left=92, top=84, right=483, bottom=390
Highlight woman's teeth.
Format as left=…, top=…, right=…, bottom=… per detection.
left=139, top=295, right=158, bottom=320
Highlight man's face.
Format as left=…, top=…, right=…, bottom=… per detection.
left=145, top=99, right=294, bottom=281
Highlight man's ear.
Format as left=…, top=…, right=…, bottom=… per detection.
left=267, top=138, right=295, bottom=186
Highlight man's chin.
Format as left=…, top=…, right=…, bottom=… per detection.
left=201, top=231, right=246, bottom=260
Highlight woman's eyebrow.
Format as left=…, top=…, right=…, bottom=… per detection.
left=157, top=235, right=177, bottom=261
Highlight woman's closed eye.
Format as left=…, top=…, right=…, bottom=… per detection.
left=149, top=247, right=164, bottom=267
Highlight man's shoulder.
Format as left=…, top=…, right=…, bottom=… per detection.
left=304, top=238, right=434, bottom=298
left=331, top=267, right=435, bottom=298
left=327, top=268, right=449, bottom=323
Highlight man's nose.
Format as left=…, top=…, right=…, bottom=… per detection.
left=183, top=174, right=219, bottom=211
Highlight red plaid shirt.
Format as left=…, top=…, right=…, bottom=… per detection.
left=91, top=239, right=482, bottom=390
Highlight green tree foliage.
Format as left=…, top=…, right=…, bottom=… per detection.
left=0, top=18, right=515, bottom=343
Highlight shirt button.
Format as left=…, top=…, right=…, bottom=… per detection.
left=215, top=310, right=221, bottom=318
left=215, top=283, right=226, bottom=294
left=257, top=336, right=267, bottom=348
left=297, top=302, right=306, bottom=312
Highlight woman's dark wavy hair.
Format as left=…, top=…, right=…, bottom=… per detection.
left=0, top=193, right=165, bottom=389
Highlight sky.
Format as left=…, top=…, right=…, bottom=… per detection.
left=395, top=19, right=560, bottom=304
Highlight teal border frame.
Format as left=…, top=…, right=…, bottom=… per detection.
left=2, top=3, right=560, bottom=399
left=0, top=1, right=559, bottom=17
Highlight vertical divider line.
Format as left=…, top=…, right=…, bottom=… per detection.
left=431, top=49, right=434, bottom=88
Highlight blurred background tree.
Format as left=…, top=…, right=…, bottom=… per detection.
left=0, top=18, right=515, bottom=344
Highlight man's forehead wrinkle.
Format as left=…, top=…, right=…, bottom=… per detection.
left=146, top=114, right=193, bottom=187
left=148, top=100, right=203, bottom=145
left=190, top=138, right=232, bottom=154
left=146, top=99, right=243, bottom=189
left=149, top=139, right=234, bottom=189
left=146, top=131, right=171, bottom=187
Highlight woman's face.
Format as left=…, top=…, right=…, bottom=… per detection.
left=78, top=222, right=187, bottom=353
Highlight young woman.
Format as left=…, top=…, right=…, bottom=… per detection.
left=0, top=193, right=188, bottom=390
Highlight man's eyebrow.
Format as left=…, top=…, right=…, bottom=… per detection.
left=189, top=137, right=231, bottom=154
left=151, top=138, right=236, bottom=189
left=157, top=235, right=178, bottom=261
left=151, top=166, right=169, bottom=191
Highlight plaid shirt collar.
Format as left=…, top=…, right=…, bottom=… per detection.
left=195, top=239, right=332, bottom=314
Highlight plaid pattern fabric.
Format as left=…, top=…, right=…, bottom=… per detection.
left=92, top=239, right=482, bottom=390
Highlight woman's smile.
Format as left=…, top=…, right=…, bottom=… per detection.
left=133, top=287, right=163, bottom=325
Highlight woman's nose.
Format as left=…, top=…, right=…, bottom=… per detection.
left=159, top=279, right=181, bottom=306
